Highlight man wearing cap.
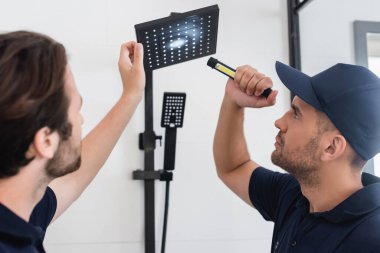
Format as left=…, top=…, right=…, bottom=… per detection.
left=213, top=62, right=380, bottom=252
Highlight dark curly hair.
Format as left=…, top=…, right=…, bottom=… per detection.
left=0, top=31, right=72, bottom=178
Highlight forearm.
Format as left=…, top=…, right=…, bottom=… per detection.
left=213, top=94, right=254, bottom=177
left=78, top=94, right=140, bottom=188
left=212, top=66, right=276, bottom=206
left=49, top=94, right=140, bottom=219
left=49, top=41, right=145, bottom=222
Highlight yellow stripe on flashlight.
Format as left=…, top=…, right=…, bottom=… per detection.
left=215, top=63, right=235, bottom=78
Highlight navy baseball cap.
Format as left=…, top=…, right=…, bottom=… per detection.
left=275, top=61, right=380, bottom=160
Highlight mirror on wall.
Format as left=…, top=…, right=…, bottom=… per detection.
left=354, top=21, right=380, bottom=175
left=367, top=33, right=380, bottom=74
left=367, top=33, right=380, bottom=175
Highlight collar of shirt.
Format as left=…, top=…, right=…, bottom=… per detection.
left=295, top=172, right=380, bottom=223
left=0, top=202, right=43, bottom=244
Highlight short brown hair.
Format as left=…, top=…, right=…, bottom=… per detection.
left=316, top=111, right=366, bottom=169
left=0, top=31, right=71, bottom=178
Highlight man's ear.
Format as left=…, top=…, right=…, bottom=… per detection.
left=321, top=134, right=347, bottom=162
left=28, top=127, right=60, bottom=159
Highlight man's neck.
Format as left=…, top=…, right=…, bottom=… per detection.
left=0, top=164, right=51, bottom=221
left=301, top=168, right=363, bottom=213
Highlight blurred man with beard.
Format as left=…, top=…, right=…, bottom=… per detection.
left=213, top=62, right=380, bottom=252
left=0, top=31, right=145, bottom=252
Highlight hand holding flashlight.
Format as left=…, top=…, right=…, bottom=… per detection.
left=207, top=57, right=273, bottom=99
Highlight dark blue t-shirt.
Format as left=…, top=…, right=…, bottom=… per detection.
left=0, top=187, right=57, bottom=253
left=249, top=167, right=380, bottom=253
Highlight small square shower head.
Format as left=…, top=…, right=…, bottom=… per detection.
left=135, top=4, right=219, bottom=71
left=161, top=92, right=186, bottom=128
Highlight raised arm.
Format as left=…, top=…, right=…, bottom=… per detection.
left=213, top=65, right=277, bottom=207
left=49, top=42, right=145, bottom=221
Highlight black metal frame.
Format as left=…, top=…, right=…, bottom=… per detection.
left=287, top=0, right=314, bottom=99
left=287, top=0, right=314, bottom=69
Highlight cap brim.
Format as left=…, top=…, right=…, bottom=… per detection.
left=275, top=61, right=322, bottom=111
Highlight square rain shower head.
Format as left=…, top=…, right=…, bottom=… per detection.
left=135, top=4, right=219, bottom=71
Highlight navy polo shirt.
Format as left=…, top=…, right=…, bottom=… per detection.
left=249, top=167, right=380, bottom=253
left=0, top=187, right=57, bottom=253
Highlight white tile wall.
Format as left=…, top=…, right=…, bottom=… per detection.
left=5, top=0, right=376, bottom=252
